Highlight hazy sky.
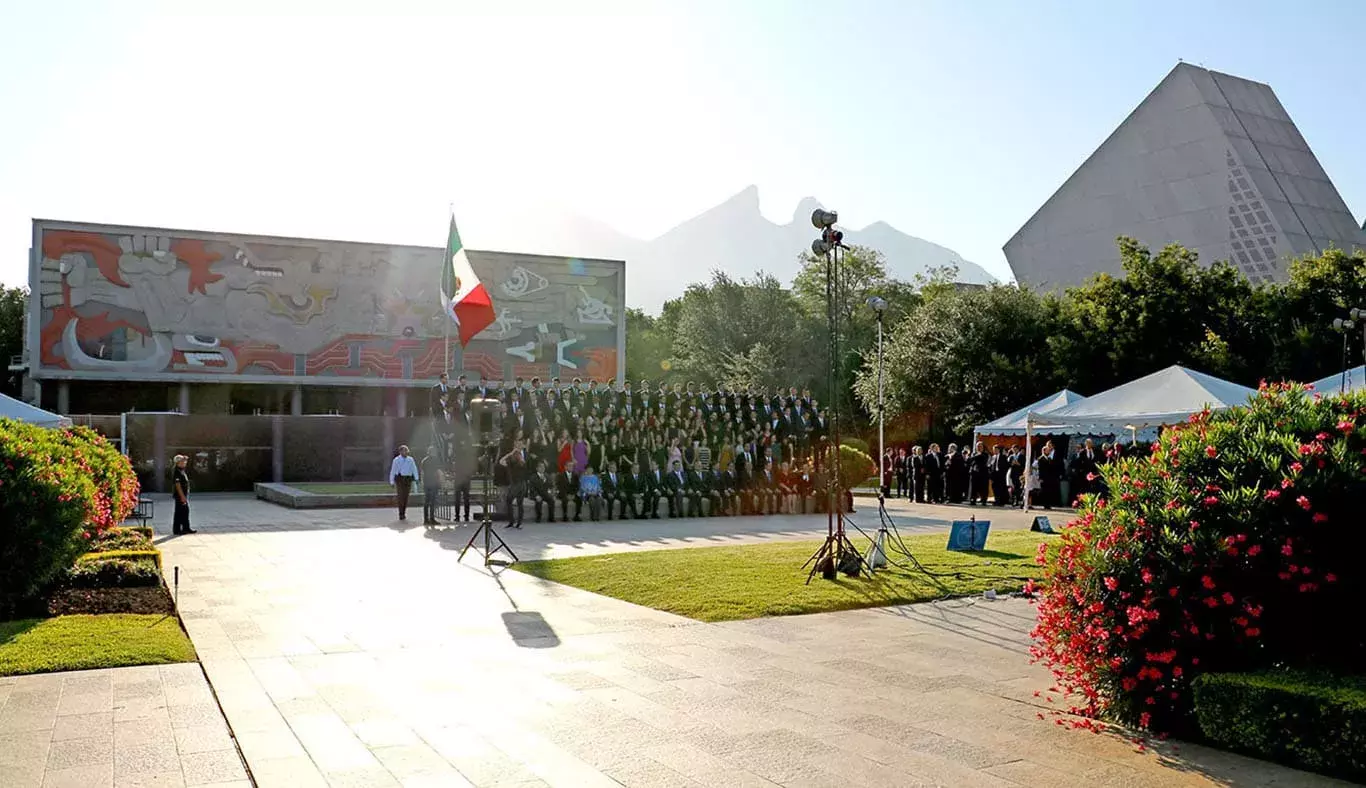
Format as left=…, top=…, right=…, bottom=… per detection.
left=2, top=0, right=1364, bottom=290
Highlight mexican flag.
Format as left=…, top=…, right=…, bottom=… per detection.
left=441, top=216, right=496, bottom=346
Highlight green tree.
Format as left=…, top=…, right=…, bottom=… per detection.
left=1048, top=238, right=1265, bottom=394
left=625, top=307, right=671, bottom=384
left=792, top=245, right=920, bottom=409
left=1261, top=248, right=1366, bottom=384
left=0, top=286, right=26, bottom=397
left=856, top=282, right=1065, bottom=436
left=667, top=271, right=820, bottom=391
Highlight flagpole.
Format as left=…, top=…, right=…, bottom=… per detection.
left=444, top=203, right=452, bottom=377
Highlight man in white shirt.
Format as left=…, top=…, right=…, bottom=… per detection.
left=388, top=444, right=420, bottom=521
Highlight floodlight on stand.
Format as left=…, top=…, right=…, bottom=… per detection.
left=812, top=238, right=832, bottom=256
left=1351, top=307, right=1365, bottom=321
left=1333, top=318, right=1356, bottom=331
left=866, top=296, right=887, bottom=314
left=811, top=208, right=838, bottom=229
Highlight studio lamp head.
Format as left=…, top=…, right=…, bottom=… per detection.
left=1334, top=318, right=1356, bottom=331
left=866, top=296, right=888, bottom=314
left=811, top=238, right=832, bottom=256
left=810, top=208, right=838, bottom=230
left=1351, top=307, right=1365, bottom=321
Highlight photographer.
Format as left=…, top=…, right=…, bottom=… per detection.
left=498, top=441, right=529, bottom=529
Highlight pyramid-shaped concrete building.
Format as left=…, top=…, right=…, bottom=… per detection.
left=1005, top=63, right=1366, bottom=289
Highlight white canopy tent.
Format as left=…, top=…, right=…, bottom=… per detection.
left=974, top=389, right=1086, bottom=439
left=1021, top=365, right=1256, bottom=511
left=0, top=393, right=72, bottom=428
left=1309, top=365, right=1365, bottom=395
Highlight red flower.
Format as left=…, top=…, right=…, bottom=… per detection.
left=1104, top=577, right=1119, bottom=591
left=1282, top=542, right=1294, bottom=556
left=1086, top=472, right=1097, bottom=481
left=1281, top=477, right=1294, bottom=489
left=1247, top=544, right=1262, bottom=557
left=1203, top=495, right=1219, bottom=505
left=1222, top=592, right=1235, bottom=605
left=1205, top=446, right=1217, bottom=458
left=1264, top=489, right=1280, bottom=501
left=1201, top=575, right=1216, bottom=589
left=1246, top=628, right=1261, bottom=637
left=1339, top=420, right=1355, bottom=434
left=1139, top=712, right=1152, bottom=728
left=1316, top=431, right=1330, bottom=441
left=1182, top=544, right=1194, bottom=555
left=1312, top=513, right=1329, bottom=523
left=1326, top=573, right=1338, bottom=583
left=1290, top=461, right=1304, bottom=474
left=1296, top=495, right=1311, bottom=510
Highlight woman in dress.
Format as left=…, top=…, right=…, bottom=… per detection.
left=572, top=429, right=591, bottom=475
left=556, top=429, right=574, bottom=473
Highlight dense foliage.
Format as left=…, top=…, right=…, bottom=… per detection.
left=0, top=419, right=141, bottom=602
left=1029, top=385, right=1365, bottom=735
left=857, top=243, right=1366, bottom=435
left=1192, top=670, right=1366, bottom=781
left=0, top=286, right=25, bottom=397
left=628, top=240, right=1366, bottom=443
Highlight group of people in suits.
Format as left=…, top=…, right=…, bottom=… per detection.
left=879, top=437, right=1121, bottom=510
left=420, top=372, right=836, bottom=527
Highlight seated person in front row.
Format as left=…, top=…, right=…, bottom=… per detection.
left=528, top=459, right=557, bottom=523
left=578, top=464, right=604, bottom=521
left=555, top=464, right=580, bottom=522
left=602, top=459, right=635, bottom=520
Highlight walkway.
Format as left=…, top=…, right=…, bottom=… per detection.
left=0, top=663, right=249, bottom=788
left=140, top=496, right=1342, bottom=787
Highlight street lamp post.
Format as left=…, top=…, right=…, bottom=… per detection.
left=866, top=296, right=888, bottom=483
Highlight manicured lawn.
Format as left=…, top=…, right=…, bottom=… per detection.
left=512, top=529, right=1052, bottom=622
left=0, top=615, right=197, bottom=677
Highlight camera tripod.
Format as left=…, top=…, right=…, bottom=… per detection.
left=458, top=441, right=518, bottom=567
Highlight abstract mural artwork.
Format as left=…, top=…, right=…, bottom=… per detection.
left=32, top=221, right=624, bottom=384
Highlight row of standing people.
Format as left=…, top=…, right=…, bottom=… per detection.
left=879, top=439, right=1113, bottom=510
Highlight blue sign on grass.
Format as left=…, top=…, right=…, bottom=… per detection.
left=947, top=520, right=991, bottom=552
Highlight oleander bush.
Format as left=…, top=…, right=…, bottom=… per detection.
left=89, top=527, right=155, bottom=553
left=1030, top=384, right=1365, bottom=736
left=0, top=418, right=142, bottom=604
left=1192, top=670, right=1366, bottom=780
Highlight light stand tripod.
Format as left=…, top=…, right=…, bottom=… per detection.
left=458, top=441, right=518, bottom=567
left=800, top=209, right=872, bottom=583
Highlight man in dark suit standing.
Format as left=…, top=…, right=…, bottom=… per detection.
left=924, top=444, right=944, bottom=503
left=968, top=441, right=990, bottom=505
left=1071, top=438, right=1099, bottom=503
left=910, top=446, right=926, bottom=503
left=430, top=372, right=453, bottom=418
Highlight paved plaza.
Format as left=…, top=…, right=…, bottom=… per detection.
left=0, top=663, right=249, bottom=787
left=4, top=496, right=1347, bottom=787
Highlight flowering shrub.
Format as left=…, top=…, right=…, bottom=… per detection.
left=0, top=418, right=141, bottom=602
left=1030, top=384, right=1365, bottom=735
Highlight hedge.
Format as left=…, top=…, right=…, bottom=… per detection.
left=1193, top=670, right=1366, bottom=781
left=0, top=419, right=141, bottom=603
left=1030, top=384, right=1366, bottom=734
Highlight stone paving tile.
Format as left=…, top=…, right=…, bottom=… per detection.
left=0, top=666, right=247, bottom=788
left=134, top=495, right=1351, bottom=788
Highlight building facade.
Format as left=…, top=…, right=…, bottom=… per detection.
left=1005, top=63, right=1366, bottom=289
left=28, top=219, right=625, bottom=416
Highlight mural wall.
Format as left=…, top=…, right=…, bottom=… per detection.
left=31, top=221, right=624, bottom=385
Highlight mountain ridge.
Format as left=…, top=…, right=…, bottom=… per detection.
left=468, top=186, right=995, bottom=312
